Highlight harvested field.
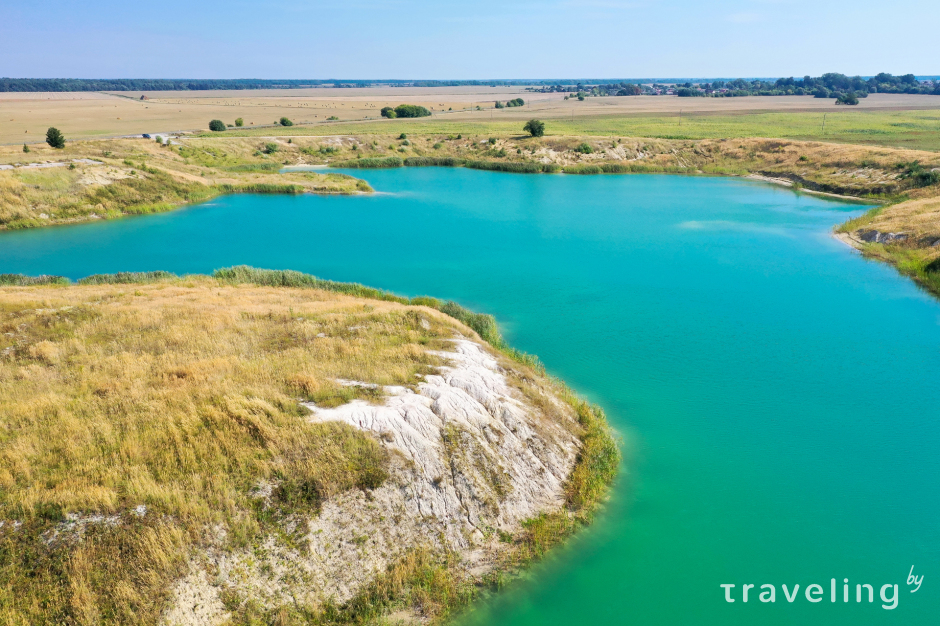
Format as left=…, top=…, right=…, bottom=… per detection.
left=4, top=89, right=940, bottom=150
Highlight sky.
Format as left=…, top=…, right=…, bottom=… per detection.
left=2, top=0, right=938, bottom=79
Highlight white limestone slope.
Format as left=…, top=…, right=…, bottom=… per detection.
left=163, top=337, right=580, bottom=626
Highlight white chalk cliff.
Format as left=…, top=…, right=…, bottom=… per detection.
left=163, top=338, right=580, bottom=626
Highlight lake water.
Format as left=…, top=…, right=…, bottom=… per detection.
left=2, top=169, right=938, bottom=624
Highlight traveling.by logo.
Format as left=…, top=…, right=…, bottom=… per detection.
left=720, top=566, right=924, bottom=610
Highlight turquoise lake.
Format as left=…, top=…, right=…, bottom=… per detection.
left=1, top=168, right=938, bottom=624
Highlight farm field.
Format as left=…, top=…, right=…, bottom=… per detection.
left=3, top=89, right=940, bottom=151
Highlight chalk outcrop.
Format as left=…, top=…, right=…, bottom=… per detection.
left=859, top=229, right=909, bottom=244
left=162, top=338, right=581, bottom=626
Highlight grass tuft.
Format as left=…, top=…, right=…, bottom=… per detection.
left=0, top=274, right=69, bottom=286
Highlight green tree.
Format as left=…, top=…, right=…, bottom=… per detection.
left=235, top=117, right=244, bottom=127
left=523, top=119, right=545, bottom=137
left=208, top=119, right=226, bottom=132
left=836, top=92, right=860, bottom=105
left=280, top=117, right=293, bottom=126
left=22, top=144, right=30, bottom=153
left=393, top=104, right=431, bottom=118
left=380, top=107, right=397, bottom=118
left=45, top=127, right=65, bottom=148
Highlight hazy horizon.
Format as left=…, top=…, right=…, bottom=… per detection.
left=3, top=0, right=938, bottom=79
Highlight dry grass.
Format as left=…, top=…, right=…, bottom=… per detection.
left=0, top=273, right=620, bottom=625
left=852, top=195, right=940, bottom=238
left=0, top=279, right=465, bottom=625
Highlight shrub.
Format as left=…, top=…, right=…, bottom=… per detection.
left=393, top=104, right=431, bottom=118
left=45, top=127, right=65, bottom=148
left=574, top=143, right=593, bottom=154
left=523, top=119, right=545, bottom=137
left=915, top=170, right=940, bottom=186
left=263, top=142, right=279, bottom=154
left=208, top=119, right=226, bottom=132
left=836, top=92, right=859, bottom=105
left=235, top=117, right=244, bottom=127
left=280, top=117, right=293, bottom=126
left=22, top=144, right=29, bottom=153
left=433, top=142, right=443, bottom=149
left=380, top=107, right=397, bottom=118
left=399, top=133, right=407, bottom=140
left=327, top=115, right=339, bottom=120
left=495, top=101, right=505, bottom=109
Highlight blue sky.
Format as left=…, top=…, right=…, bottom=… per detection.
left=2, top=0, right=938, bottom=79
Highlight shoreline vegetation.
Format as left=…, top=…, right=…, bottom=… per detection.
left=0, top=267, right=619, bottom=625
left=2, top=126, right=939, bottom=298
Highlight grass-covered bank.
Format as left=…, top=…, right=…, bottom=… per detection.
left=836, top=197, right=940, bottom=298
left=0, top=139, right=371, bottom=231
left=6, top=132, right=940, bottom=233
left=0, top=267, right=619, bottom=625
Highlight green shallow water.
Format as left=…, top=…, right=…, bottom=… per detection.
left=2, top=169, right=938, bottom=624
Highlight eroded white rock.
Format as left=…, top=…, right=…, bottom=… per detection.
left=162, top=338, right=580, bottom=624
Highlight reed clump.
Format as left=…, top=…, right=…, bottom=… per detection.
left=404, top=156, right=465, bottom=167
left=331, top=156, right=403, bottom=169
left=466, top=161, right=560, bottom=174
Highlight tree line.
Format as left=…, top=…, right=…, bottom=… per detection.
left=677, top=73, right=940, bottom=98
left=0, top=78, right=352, bottom=92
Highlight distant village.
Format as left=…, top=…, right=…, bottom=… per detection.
left=526, top=73, right=940, bottom=98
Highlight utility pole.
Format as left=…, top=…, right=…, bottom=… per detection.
left=822, top=113, right=827, bottom=134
